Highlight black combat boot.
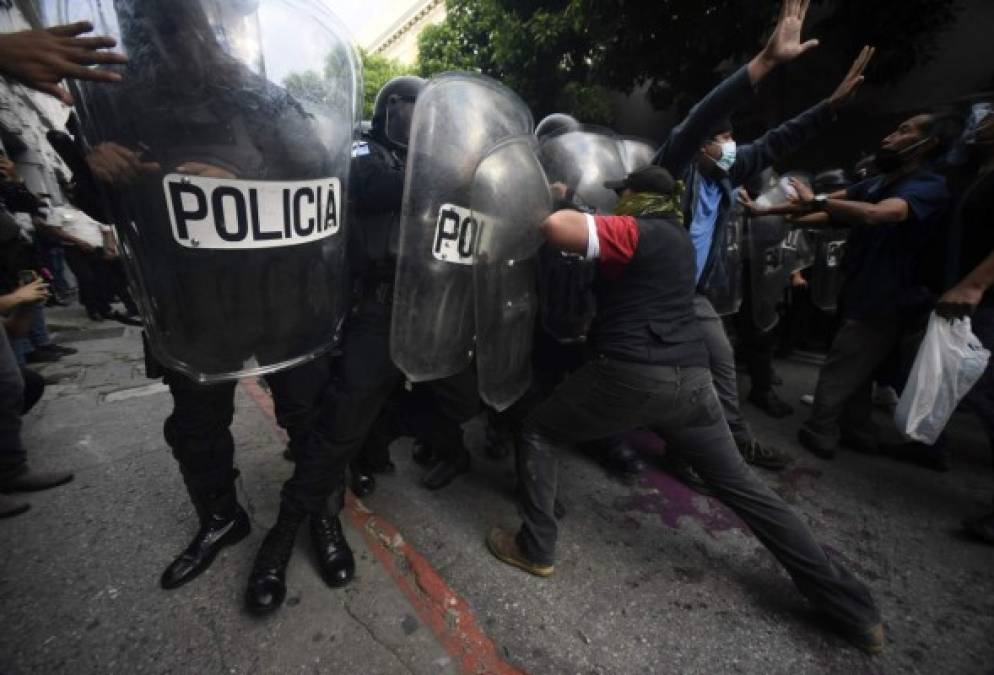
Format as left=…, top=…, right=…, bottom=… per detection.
left=349, top=461, right=376, bottom=498
left=160, top=485, right=250, bottom=590
left=245, top=506, right=304, bottom=615
left=310, top=510, right=356, bottom=588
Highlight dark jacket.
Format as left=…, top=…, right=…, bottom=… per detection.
left=347, top=135, right=405, bottom=282
left=590, top=214, right=707, bottom=367
left=653, top=66, right=836, bottom=294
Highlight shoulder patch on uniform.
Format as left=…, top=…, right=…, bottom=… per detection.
left=352, top=141, right=371, bottom=158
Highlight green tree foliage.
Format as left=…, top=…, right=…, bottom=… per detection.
left=360, top=50, right=417, bottom=119
left=418, top=0, right=961, bottom=125
left=285, top=47, right=415, bottom=120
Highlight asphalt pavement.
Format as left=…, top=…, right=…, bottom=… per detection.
left=1, top=308, right=992, bottom=674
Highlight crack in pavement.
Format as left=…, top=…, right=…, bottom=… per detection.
left=342, top=594, right=415, bottom=675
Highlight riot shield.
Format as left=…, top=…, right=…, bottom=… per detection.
left=618, top=137, right=657, bottom=173
left=746, top=180, right=790, bottom=332
left=391, top=73, right=533, bottom=382
left=810, top=228, right=849, bottom=312
left=57, top=0, right=358, bottom=383
left=707, top=204, right=744, bottom=316
left=538, top=127, right=626, bottom=214
left=782, top=228, right=816, bottom=274
left=472, top=137, right=551, bottom=411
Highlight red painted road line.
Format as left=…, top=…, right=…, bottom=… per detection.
left=240, top=379, right=523, bottom=675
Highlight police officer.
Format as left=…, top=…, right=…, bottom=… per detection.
left=69, top=0, right=356, bottom=614
left=336, top=77, right=481, bottom=495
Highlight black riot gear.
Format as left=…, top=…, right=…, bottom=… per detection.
left=371, top=76, right=426, bottom=151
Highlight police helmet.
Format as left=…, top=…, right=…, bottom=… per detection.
left=371, top=76, right=426, bottom=150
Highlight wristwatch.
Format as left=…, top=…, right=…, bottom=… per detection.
left=810, top=194, right=829, bottom=211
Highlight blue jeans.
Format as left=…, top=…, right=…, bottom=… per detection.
left=11, top=305, right=52, bottom=366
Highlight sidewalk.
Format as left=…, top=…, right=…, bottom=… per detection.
left=1, top=313, right=992, bottom=674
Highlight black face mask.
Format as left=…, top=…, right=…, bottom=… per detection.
left=873, top=136, right=932, bottom=173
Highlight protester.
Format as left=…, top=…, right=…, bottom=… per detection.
left=0, top=277, right=73, bottom=518
left=778, top=113, right=962, bottom=460
left=651, top=0, right=874, bottom=470
left=486, top=164, right=884, bottom=654
left=935, top=110, right=994, bottom=543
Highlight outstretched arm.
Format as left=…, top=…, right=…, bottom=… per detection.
left=732, top=46, right=875, bottom=184
left=653, top=0, right=821, bottom=176
left=0, top=22, right=126, bottom=104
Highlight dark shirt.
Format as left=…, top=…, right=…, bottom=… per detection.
left=841, top=169, right=950, bottom=321
left=587, top=214, right=707, bottom=367
left=347, top=136, right=405, bottom=280
left=957, top=169, right=994, bottom=307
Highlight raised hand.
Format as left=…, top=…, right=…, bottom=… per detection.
left=762, top=0, right=820, bottom=65
left=0, top=21, right=126, bottom=105
left=828, top=46, right=876, bottom=110
left=748, top=0, right=820, bottom=85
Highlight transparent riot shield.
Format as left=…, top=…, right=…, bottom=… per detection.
left=746, top=211, right=789, bottom=333
left=707, top=204, right=744, bottom=316
left=617, top=137, right=657, bottom=173
left=538, top=127, right=626, bottom=214
left=391, top=73, right=533, bottom=382
left=56, top=0, right=357, bottom=383
left=810, top=229, right=849, bottom=312
left=782, top=228, right=816, bottom=274
left=472, top=137, right=551, bottom=411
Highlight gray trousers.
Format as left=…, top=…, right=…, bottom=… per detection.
left=517, top=358, right=880, bottom=632
left=802, top=318, right=922, bottom=450
left=0, top=326, right=26, bottom=478
left=695, top=296, right=752, bottom=445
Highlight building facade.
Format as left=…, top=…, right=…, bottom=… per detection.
left=366, top=0, right=446, bottom=65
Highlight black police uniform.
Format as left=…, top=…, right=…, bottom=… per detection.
left=310, top=132, right=481, bottom=502
left=71, top=6, right=343, bottom=591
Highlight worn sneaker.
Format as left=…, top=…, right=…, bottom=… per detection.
left=737, top=438, right=793, bottom=470
left=486, top=527, right=554, bottom=577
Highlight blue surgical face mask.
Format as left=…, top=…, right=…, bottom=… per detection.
left=716, top=140, right=737, bottom=172
left=705, top=140, right=737, bottom=173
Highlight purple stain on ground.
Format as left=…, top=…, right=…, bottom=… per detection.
left=615, top=467, right=744, bottom=536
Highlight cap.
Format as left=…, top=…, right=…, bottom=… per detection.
left=603, top=165, right=676, bottom=195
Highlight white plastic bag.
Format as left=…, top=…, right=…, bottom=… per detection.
left=895, top=313, right=991, bottom=444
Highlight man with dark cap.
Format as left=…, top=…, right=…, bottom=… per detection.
left=486, top=163, right=884, bottom=654
left=651, top=0, right=874, bottom=470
